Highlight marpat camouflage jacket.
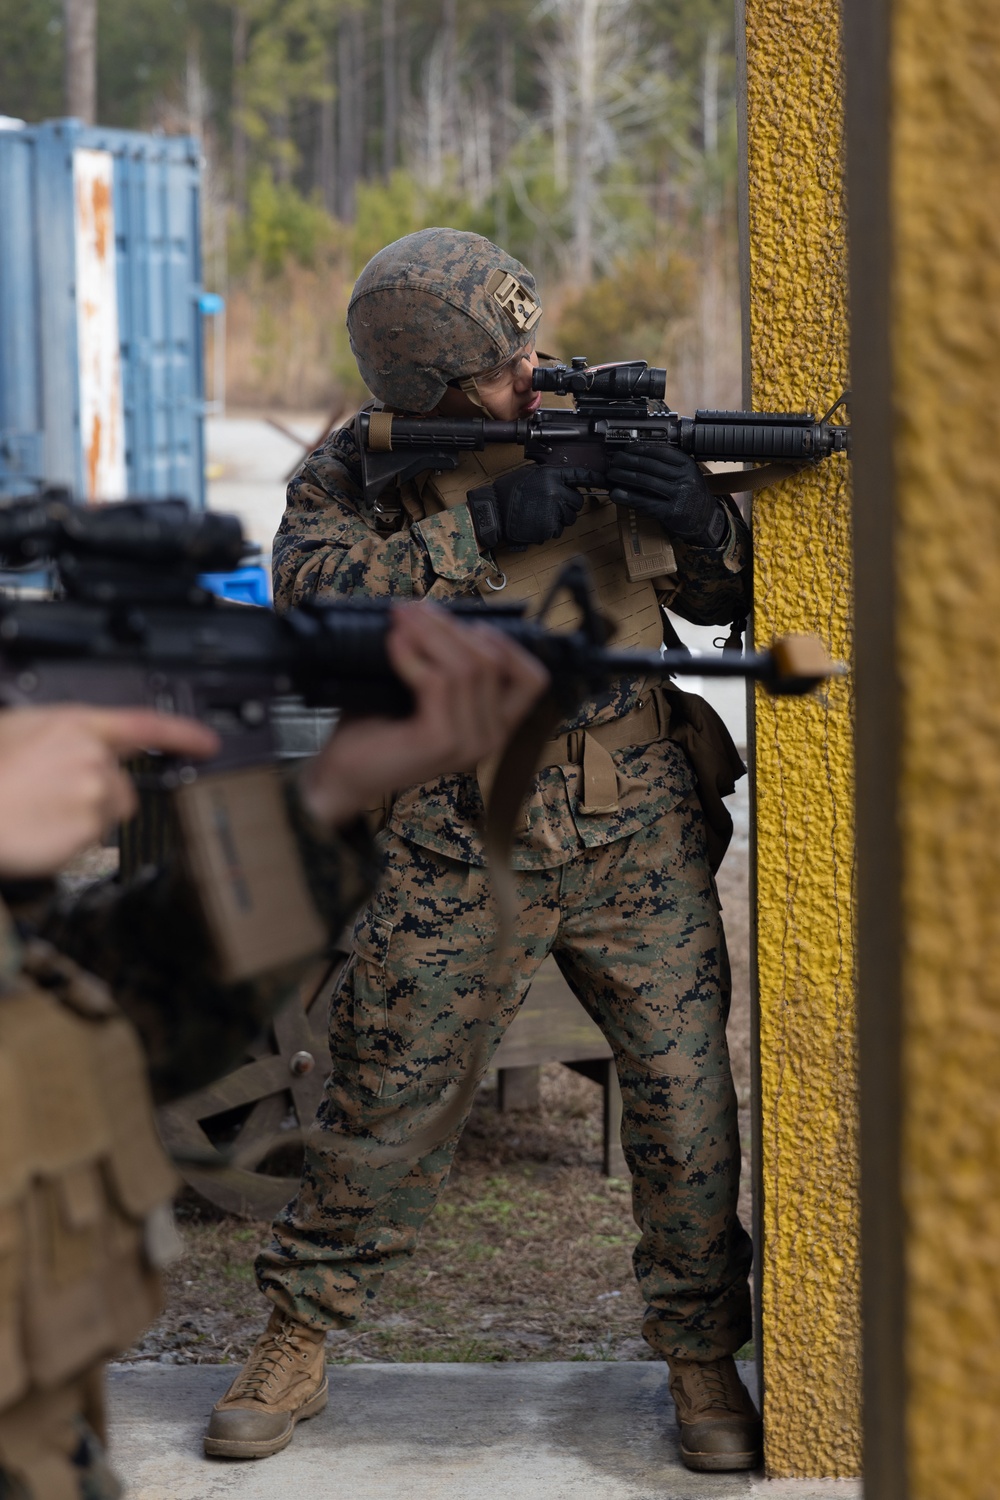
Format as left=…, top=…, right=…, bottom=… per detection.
left=273, top=423, right=752, bottom=871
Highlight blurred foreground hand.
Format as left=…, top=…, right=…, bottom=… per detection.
left=0, top=606, right=549, bottom=875
left=0, top=705, right=220, bottom=878
left=299, top=601, right=550, bottom=829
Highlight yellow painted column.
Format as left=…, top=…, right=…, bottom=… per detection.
left=896, top=0, right=1000, bottom=1480
left=741, top=0, right=861, bottom=1477
left=844, top=0, right=1000, bottom=1494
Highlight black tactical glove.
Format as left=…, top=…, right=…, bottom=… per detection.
left=606, top=443, right=728, bottom=547
left=467, top=466, right=600, bottom=551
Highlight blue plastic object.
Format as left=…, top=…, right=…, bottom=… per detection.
left=199, top=566, right=271, bottom=607
left=0, top=567, right=54, bottom=596
left=0, top=118, right=206, bottom=505
left=199, top=292, right=225, bottom=316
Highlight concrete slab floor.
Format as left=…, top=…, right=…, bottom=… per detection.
left=107, top=1361, right=862, bottom=1500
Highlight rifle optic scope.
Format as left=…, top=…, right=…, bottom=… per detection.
left=533, top=360, right=667, bottom=403
left=0, top=496, right=248, bottom=572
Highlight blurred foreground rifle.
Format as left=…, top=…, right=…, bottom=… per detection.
left=0, top=493, right=839, bottom=979
left=357, top=357, right=851, bottom=504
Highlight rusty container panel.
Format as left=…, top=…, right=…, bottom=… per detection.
left=73, top=147, right=126, bottom=500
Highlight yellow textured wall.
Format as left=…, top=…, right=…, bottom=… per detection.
left=743, top=1, right=861, bottom=1477
left=892, top=2, right=1000, bottom=1492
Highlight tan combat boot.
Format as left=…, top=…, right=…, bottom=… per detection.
left=667, top=1354, right=762, bottom=1472
left=204, top=1308, right=328, bottom=1459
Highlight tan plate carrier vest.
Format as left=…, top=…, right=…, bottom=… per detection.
left=405, top=446, right=744, bottom=861
left=0, top=938, right=179, bottom=1500
left=416, top=442, right=675, bottom=643
left=411, top=444, right=674, bottom=813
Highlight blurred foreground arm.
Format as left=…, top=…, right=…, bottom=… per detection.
left=37, top=605, right=548, bottom=1100
left=298, top=601, right=549, bottom=828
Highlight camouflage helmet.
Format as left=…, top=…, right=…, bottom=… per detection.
left=347, top=227, right=542, bottom=412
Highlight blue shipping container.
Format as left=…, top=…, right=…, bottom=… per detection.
left=0, top=118, right=206, bottom=506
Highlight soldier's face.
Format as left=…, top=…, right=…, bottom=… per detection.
left=474, top=345, right=541, bottom=419
left=435, top=346, right=540, bottom=420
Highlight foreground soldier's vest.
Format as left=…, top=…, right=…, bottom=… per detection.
left=0, top=924, right=178, bottom=1500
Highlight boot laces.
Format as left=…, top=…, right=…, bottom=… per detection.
left=684, top=1361, right=744, bottom=1414
left=236, top=1322, right=314, bottom=1400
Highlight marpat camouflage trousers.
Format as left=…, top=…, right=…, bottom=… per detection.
left=256, top=793, right=752, bottom=1360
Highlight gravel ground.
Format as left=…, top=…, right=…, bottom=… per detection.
left=131, top=1066, right=660, bottom=1368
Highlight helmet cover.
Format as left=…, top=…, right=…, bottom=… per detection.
left=347, top=228, right=542, bottom=412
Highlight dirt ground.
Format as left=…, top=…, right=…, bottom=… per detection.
left=130, top=1061, right=751, bottom=1369
left=121, top=787, right=753, bottom=1370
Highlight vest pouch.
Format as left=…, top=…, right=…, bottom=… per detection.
left=18, top=1007, right=174, bottom=1391
left=22, top=1163, right=161, bottom=1391
left=22, top=1170, right=116, bottom=1389
left=6, top=990, right=117, bottom=1389
left=663, top=687, right=747, bottom=873
left=0, top=1043, right=29, bottom=1413
left=0, top=992, right=109, bottom=1181
left=0, top=1050, right=28, bottom=1218
left=88, top=1016, right=178, bottom=1221
left=0, top=1379, right=95, bottom=1500
left=0, top=1203, right=27, bottom=1409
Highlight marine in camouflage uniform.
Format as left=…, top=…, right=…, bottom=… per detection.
left=211, top=228, right=760, bottom=1473
left=0, top=779, right=376, bottom=1500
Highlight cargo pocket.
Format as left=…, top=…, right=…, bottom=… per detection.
left=336, top=908, right=394, bottom=1097
left=336, top=904, right=461, bottom=1101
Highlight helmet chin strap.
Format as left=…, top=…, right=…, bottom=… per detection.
left=458, top=375, right=489, bottom=413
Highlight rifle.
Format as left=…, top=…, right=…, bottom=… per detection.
left=0, top=493, right=835, bottom=745
left=0, top=494, right=839, bottom=980
left=357, top=357, right=851, bottom=505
